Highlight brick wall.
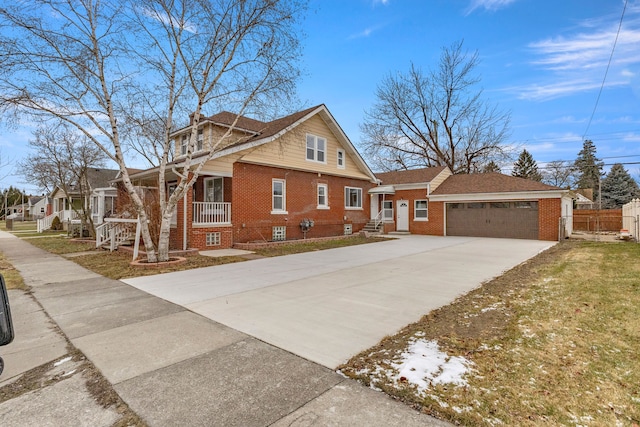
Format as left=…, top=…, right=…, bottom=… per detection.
left=538, top=198, right=562, bottom=241
left=376, top=189, right=445, bottom=236
left=231, top=162, right=373, bottom=244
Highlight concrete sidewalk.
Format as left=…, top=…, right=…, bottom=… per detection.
left=0, top=231, right=449, bottom=426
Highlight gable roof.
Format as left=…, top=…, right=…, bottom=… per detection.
left=131, top=105, right=377, bottom=183
left=431, top=173, right=561, bottom=195
left=375, top=167, right=448, bottom=185
left=85, top=168, right=120, bottom=189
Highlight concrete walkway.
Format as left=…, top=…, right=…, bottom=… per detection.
left=0, top=231, right=451, bottom=426
left=123, top=235, right=554, bottom=368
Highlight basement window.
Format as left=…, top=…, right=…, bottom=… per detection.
left=206, top=232, right=221, bottom=246
left=344, top=224, right=352, bottom=235
left=272, top=226, right=286, bottom=241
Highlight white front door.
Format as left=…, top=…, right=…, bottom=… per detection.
left=397, top=200, right=409, bottom=231
left=370, top=194, right=379, bottom=219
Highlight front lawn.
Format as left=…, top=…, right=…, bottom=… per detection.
left=339, top=241, right=640, bottom=426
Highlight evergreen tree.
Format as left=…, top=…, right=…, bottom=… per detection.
left=574, top=140, right=604, bottom=198
left=482, top=161, right=501, bottom=173
left=600, top=163, right=640, bottom=208
left=512, top=149, right=542, bottom=181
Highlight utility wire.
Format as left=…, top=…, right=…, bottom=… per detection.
left=582, top=0, right=628, bottom=140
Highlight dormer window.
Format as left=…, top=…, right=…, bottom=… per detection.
left=306, top=134, right=326, bottom=163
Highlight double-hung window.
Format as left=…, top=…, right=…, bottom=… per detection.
left=272, top=179, right=286, bottom=214
left=337, top=149, right=345, bottom=169
left=204, top=177, right=223, bottom=202
left=317, top=184, right=328, bottom=209
left=306, top=134, right=326, bottom=163
left=414, top=200, right=428, bottom=220
left=344, top=187, right=362, bottom=209
left=180, top=135, right=188, bottom=155
left=197, top=129, right=204, bottom=151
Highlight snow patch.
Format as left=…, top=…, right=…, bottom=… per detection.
left=392, top=339, right=474, bottom=391
left=54, top=356, right=72, bottom=367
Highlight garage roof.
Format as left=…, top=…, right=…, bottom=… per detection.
left=431, top=173, right=561, bottom=195
left=375, top=166, right=448, bottom=185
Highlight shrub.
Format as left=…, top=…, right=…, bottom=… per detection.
left=50, top=216, right=62, bottom=231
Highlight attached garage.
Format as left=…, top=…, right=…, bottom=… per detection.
left=445, top=201, right=539, bottom=239
left=372, top=168, right=574, bottom=241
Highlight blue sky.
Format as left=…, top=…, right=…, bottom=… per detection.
left=298, top=0, right=640, bottom=174
left=2, top=0, right=640, bottom=192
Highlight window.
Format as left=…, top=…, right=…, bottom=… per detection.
left=272, top=179, right=286, bottom=213
left=514, top=201, right=538, bottom=209
left=197, top=129, right=204, bottom=151
left=306, top=134, right=326, bottom=163
left=204, top=177, right=223, bottom=202
left=180, top=134, right=188, bottom=155
left=383, top=200, right=393, bottom=219
left=490, top=202, right=510, bottom=209
left=105, top=196, right=115, bottom=217
left=414, top=200, right=428, bottom=220
left=344, top=187, right=362, bottom=209
left=317, top=184, right=328, bottom=209
left=206, top=232, right=221, bottom=246
left=337, top=149, right=345, bottom=169
left=467, top=202, right=486, bottom=209
left=344, top=224, right=352, bottom=235
left=272, top=226, right=286, bottom=241
left=449, top=203, right=464, bottom=209
left=91, top=196, right=99, bottom=215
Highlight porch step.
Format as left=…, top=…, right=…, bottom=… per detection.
left=362, top=220, right=383, bottom=234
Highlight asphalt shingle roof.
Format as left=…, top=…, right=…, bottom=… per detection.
left=375, top=167, right=448, bottom=185
left=430, top=173, right=561, bottom=195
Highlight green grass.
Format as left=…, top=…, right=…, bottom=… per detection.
left=23, top=236, right=96, bottom=254
left=1, top=220, right=38, bottom=233
left=340, top=241, right=640, bottom=426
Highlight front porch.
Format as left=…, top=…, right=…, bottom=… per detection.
left=192, top=201, right=231, bottom=225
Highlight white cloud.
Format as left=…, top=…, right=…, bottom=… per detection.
left=373, top=0, right=390, bottom=5
left=465, top=0, right=517, bottom=15
left=348, top=24, right=385, bottom=39
left=514, top=6, right=640, bottom=101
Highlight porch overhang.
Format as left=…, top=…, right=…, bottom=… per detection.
left=368, top=185, right=395, bottom=195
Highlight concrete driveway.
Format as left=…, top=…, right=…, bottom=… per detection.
left=123, top=236, right=554, bottom=368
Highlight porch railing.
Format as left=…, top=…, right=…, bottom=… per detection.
left=192, top=202, right=231, bottom=225
left=95, top=218, right=139, bottom=252
left=37, top=210, right=79, bottom=232
left=373, top=210, right=384, bottom=229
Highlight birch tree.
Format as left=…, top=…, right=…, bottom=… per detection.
left=0, top=0, right=306, bottom=262
left=361, top=40, right=511, bottom=174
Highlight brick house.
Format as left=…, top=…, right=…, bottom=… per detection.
left=371, top=168, right=573, bottom=241
left=120, top=105, right=378, bottom=250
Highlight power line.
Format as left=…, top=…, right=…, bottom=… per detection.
left=582, top=0, right=628, bottom=140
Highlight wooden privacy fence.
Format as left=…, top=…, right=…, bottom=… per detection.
left=622, top=199, right=640, bottom=241
left=573, top=209, right=622, bottom=232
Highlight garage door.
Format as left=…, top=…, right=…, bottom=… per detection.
left=446, top=201, right=539, bottom=239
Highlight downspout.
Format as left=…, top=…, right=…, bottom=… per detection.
left=172, top=167, right=188, bottom=251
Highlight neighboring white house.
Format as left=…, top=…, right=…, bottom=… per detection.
left=28, top=196, right=49, bottom=219
left=38, top=168, right=119, bottom=232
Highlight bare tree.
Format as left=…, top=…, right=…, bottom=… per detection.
left=0, top=0, right=306, bottom=262
left=361, top=40, right=511, bottom=174
left=19, top=124, right=107, bottom=235
left=541, top=160, right=577, bottom=188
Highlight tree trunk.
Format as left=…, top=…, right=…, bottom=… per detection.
left=156, top=213, right=174, bottom=262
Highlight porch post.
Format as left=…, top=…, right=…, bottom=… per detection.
left=183, top=191, right=187, bottom=251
